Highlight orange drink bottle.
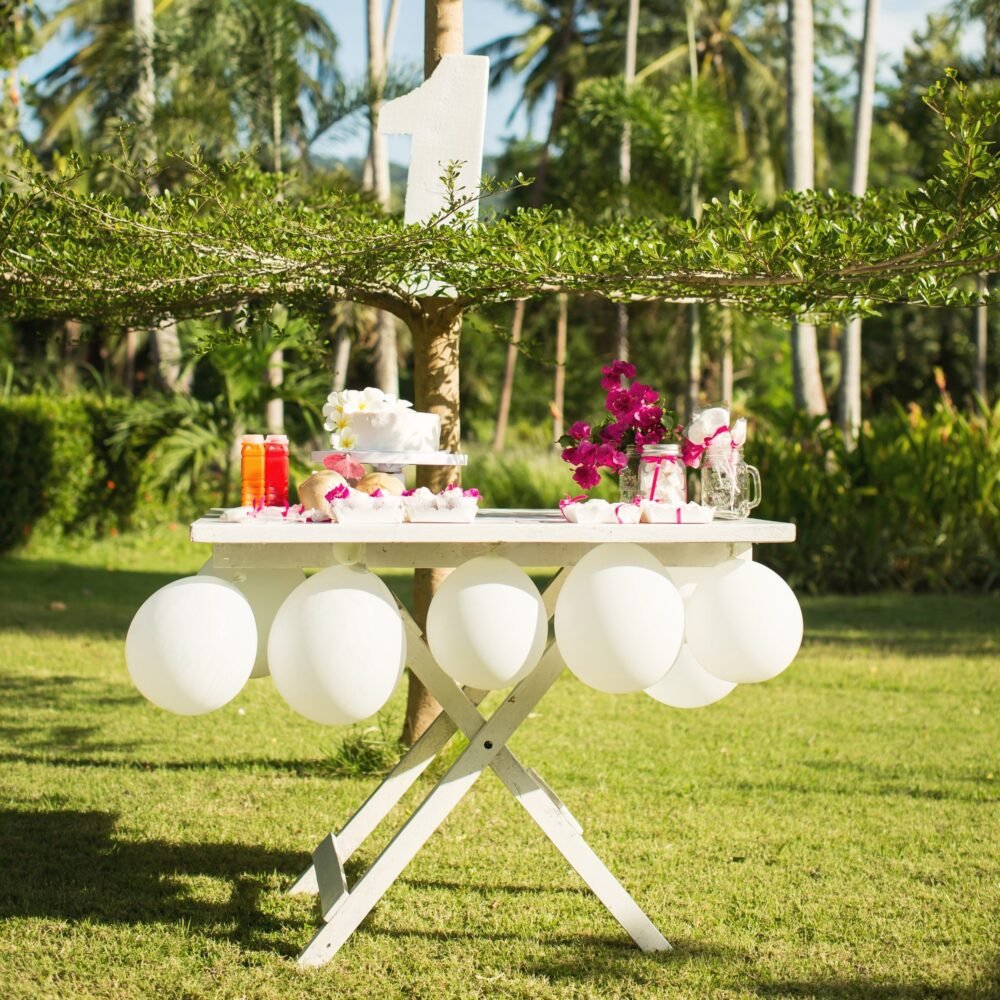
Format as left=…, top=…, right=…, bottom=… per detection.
left=240, top=434, right=265, bottom=507
left=264, top=434, right=289, bottom=507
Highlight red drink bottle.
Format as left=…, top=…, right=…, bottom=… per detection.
left=264, top=434, right=289, bottom=507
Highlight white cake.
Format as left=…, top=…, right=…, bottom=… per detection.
left=324, top=388, right=442, bottom=453
left=348, top=409, right=441, bottom=452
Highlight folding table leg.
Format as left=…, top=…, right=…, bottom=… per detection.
left=296, top=648, right=565, bottom=967
left=399, top=617, right=671, bottom=954
left=287, top=694, right=483, bottom=899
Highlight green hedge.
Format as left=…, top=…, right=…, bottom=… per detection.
left=0, top=395, right=142, bottom=552
left=752, top=401, right=1000, bottom=593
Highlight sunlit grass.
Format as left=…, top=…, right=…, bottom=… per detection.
left=0, top=532, right=997, bottom=998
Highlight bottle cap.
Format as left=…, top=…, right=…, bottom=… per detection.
left=242, top=434, right=265, bottom=443
left=643, top=443, right=681, bottom=456
left=265, top=434, right=289, bottom=444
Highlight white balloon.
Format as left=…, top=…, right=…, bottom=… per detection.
left=267, top=565, right=405, bottom=725
left=555, top=544, right=684, bottom=694
left=427, top=557, right=547, bottom=690
left=645, top=644, right=736, bottom=708
left=686, top=559, right=803, bottom=684
left=663, top=565, right=715, bottom=602
left=198, top=559, right=305, bottom=679
left=126, top=576, right=256, bottom=715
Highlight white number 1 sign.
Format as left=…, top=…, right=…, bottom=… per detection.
left=379, top=54, right=490, bottom=226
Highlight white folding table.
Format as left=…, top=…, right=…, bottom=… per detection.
left=190, top=511, right=795, bottom=967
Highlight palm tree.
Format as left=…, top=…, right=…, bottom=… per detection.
left=636, top=0, right=786, bottom=199
left=614, top=0, right=640, bottom=364
left=483, top=0, right=597, bottom=450
left=364, top=0, right=400, bottom=398
left=839, top=0, right=878, bottom=442
left=787, top=0, right=827, bottom=416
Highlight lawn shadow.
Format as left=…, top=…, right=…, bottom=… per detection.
left=0, top=806, right=314, bottom=955
left=0, top=558, right=183, bottom=638
left=0, top=748, right=362, bottom=777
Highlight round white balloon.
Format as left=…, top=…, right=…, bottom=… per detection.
left=198, top=559, right=305, bottom=679
left=645, top=644, right=736, bottom=708
left=427, top=557, right=547, bottom=690
left=555, top=544, right=685, bottom=694
left=126, top=576, right=256, bottom=715
left=267, top=565, right=405, bottom=725
left=686, top=559, right=803, bottom=684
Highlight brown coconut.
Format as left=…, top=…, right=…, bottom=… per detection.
left=355, top=472, right=405, bottom=496
left=297, top=470, right=347, bottom=519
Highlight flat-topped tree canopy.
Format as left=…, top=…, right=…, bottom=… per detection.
left=1, top=75, right=998, bottom=327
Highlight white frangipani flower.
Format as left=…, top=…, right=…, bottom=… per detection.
left=731, top=417, right=747, bottom=447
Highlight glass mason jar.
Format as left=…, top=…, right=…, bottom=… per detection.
left=700, top=445, right=761, bottom=519
left=619, top=445, right=640, bottom=504
left=638, top=444, right=687, bottom=504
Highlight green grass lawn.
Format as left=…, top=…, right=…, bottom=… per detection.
left=1, top=527, right=998, bottom=999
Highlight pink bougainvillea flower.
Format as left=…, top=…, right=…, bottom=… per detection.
left=600, top=421, right=626, bottom=444
left=600, top=360, right=637, bottom=390
left=595, top=444, right=628, bottom=471
left=323, top=453, right=365, bottom=480
left=628, top=382, right=659, bottom=406
left=572, top=464, right=602, bottom=489
left=562, top=445, right=582, bottom=466
left=324, top=484, right=351, bottom=502
left=636, top=405, right=664, bottom=430
left=606, top=387, right=634, bottom=420
left=369, top=488, right=384, bottom=498
left=463, top=488, right=482, bottom=499
left=568, top=420, right=591, bottom=441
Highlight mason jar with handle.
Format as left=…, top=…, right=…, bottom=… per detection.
left=700, top=444, right=761, bottom=519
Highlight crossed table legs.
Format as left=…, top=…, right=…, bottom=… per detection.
left=289, top=571, right=671, bottom=968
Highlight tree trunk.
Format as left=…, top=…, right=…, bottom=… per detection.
left=373, top=310, right=399, bottom=396
left=493, top=12, right=574, bottom=441
left=367, top=0, right=399, bottom=396
left=685, top=0, right=703, bottom=419
left=124, top=328, right=137, bottom=393
left=839, top=0, right=878, bottom=443
left=58, top=319, right=82, bottom=392
left=267, top=348, right=284, bottom=433
left=150, top=318, right=190, bottom=393
left=133, top=0, right=186, bottom=394
left=720, top=307, right=733, bottom=405
left=787, top=0, right=827, bottom=416
left=975, top=273, right=988, bottom=404
left=553, top=293, right=568, bottom=443
left=403, top=301, right=462, bottom=745
left=615, top=0, right=639, bottom=363
left=403, top=0, right=464, bottom=746
left=332, top=327, right=351, bottom=392
left=686, top=303, right=701, bottom=420
left=493, top=298, right=525, bottom=450
left=614, top=302, right=630, bottom=362
left=132, top=0, right=155, bottom=163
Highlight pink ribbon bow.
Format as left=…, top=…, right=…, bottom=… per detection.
left=681, top=425, right=729, bottom=469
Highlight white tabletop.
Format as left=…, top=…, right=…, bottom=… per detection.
left=191, top=510, right=795, bottom=546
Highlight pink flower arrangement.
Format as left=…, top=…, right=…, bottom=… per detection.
left=559, top=360, right=677, bottom=491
